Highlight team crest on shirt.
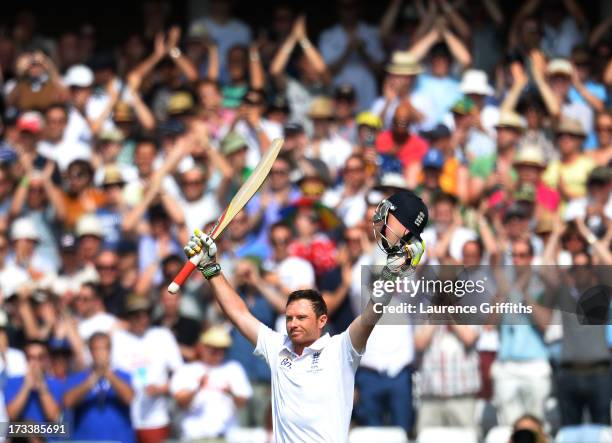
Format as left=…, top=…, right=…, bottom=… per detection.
left=307, top=352, right=322, bottom=373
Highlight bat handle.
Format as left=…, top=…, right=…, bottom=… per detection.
left=168, top=252, right=203, bottom=294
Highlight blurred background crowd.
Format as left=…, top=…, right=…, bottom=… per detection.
left=0, top=0, right=611, bottom=442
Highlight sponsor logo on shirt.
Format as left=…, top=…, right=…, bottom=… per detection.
left=280, top=357, right=293, bottom=370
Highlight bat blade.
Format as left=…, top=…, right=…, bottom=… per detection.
left=168, top=138, right=284, bottom=293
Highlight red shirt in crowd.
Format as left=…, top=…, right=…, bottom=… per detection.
left=375, top=131, right=429, bottom=167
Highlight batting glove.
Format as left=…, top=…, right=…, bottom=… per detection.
left=406, top=238, right=425, bottom=268
left=184, top=229, right=218, bottom=272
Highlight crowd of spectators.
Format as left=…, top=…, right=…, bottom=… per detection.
left=0, top=0, right=611, bottom=441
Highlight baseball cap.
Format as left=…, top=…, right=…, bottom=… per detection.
left=220, top=132, right=248, bottom=156
left=421, top=123, right=451, bottom=141
left=451, top=97, right=475, bottom=115
left=64, top=64, right=94, bottom=88
left=200, top=326, right=232, bottom=348
left=59, top=233, right=77, bottom=251
left=283, top=122, right=305, bottom=136
left=356, top=112, right=382, bottom=129
left=17, top=111, right=43, bottom=134
left=386, top=190, right=429, bottom=241
left=422, top=148, right=445, bottom=170
left=334, top=84, right=356, bottom=102
left=10, top=217, right=39, bottom=241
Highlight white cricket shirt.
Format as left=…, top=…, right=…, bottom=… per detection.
left=254, top=323, right=362, bottom=443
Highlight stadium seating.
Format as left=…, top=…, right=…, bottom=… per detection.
left=417, top=427, right=478, bottom=443
left=349, top=426, right=409, bottom=443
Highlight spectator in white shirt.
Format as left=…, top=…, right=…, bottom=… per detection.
left=75, top=282, right=118, bottom=342
left=62, top=64, right=94, bottom=145
left=111, top=295, right=183, bottom=443
left=421, top=193, right=477, bottom=265
left=305, top=96, right=352, bottom=180
left=319, top=0, right=385, bottom=109
left=371, top=51, right=435, bottom=131
left=171, top=326, right=252, bottom=440
left=37, top=103, right=91, bottom=172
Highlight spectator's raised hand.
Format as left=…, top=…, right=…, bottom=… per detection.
left=153, top=31, right=167, bottom=58
left=292, top=14, right=307, bottom=40
left=167, top=26, right=181, bottom=50
left=510, top=61, right=529, bottom=87
left=529, top=49, right=547, bottom=78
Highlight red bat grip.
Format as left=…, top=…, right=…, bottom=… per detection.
left=168, top=259, right=198, bottom=293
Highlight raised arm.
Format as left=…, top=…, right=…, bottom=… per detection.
left=249, top=44, right=265, bottom=91
left=206, top=42, right=220, bottom=81
left=379, top=0, right=403, bottom=44
left=441, top=22, right=472, bottom=68
left=439, top=0, right=471, bottom=41
left=185, top=231, right=261, bottom=345
left=501, top=62, right=529, bottom=112
left=407, top=27, right=441, bottom=63
left=530, top=50, right=561, bottom=118
left=166, top=26, right=198, bottom=82
left=570, top=64, right=605, bottom=112
left=126, top=72, right=156, bottom=131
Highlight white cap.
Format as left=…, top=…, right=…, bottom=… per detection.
left=75, top=214, right=104, bottom=238
left=10, top=217, right=39, bottom=241
left=64, top=64, right=94, bottom=88
left=547, top=58, right=573, bottom=76
left=459, top=69, right=494, bottom=96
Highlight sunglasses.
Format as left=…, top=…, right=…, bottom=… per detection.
left=595, top=126, right=612, bottom=133
left=96, top=264, right=118, bottom=271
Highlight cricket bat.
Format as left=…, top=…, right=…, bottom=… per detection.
left=168, top=138, right=284, bottom=294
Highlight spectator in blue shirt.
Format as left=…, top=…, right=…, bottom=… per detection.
left=4, top=340, right=63, bottom=423
left=63, top=332, right=135, bottom=443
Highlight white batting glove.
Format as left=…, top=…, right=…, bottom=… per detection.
left=184, top=229, right=217, bottom=270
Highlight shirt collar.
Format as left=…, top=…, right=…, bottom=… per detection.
left=282, top=333, right=332, bottom=356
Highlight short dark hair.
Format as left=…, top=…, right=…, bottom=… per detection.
left=286, top=289, right=328, bottom=317
left=81, top=281, right=102, bottom=300
left=88, top=331, right=111, bottom=349
left=25, top=339, right=49, bottom=352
